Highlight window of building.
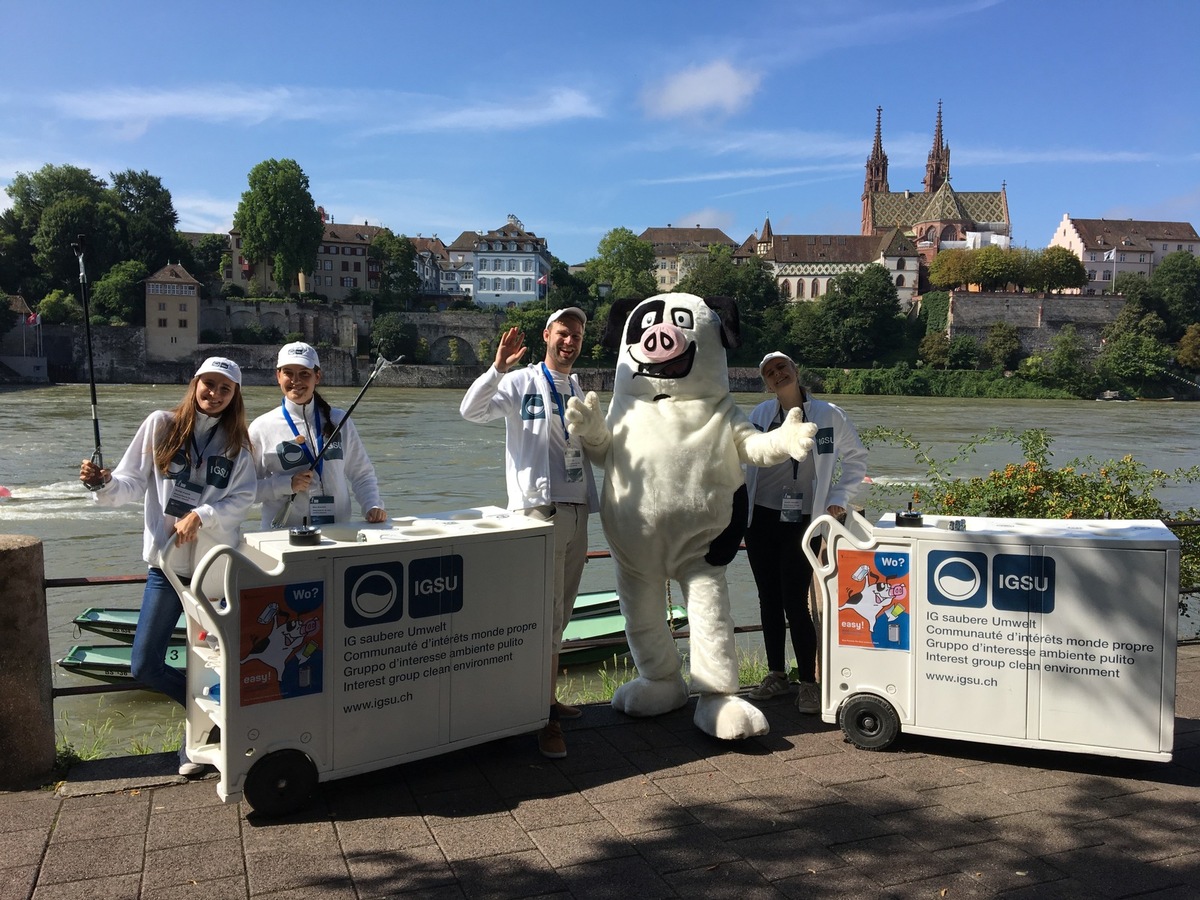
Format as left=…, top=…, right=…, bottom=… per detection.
left=781, top=280, right=791, bottom=299
left=897, top=257, right=906, bottom=269
left=158, top=302, right=166, bottom=311
left=669, top=261, right=677, bottom=270
left=811, top=278, right=820, bottom=297
left=796, top=279, right=805, bottom=299
left=170, top=336, right=177, bottom=344
left=353, top=262, right=361, bottom=272
left=1179, top=244, right=1184, bottom=251
left=523, top=259, right=532, bottom=271
left=236, top=238, right=242, bottom=249
left=158, top=318, right=167, bottom=327
left=1102, top=270, right=1112, bottom=281
left=1088, top=269, right=1096, bottom=280
left=507, top=259, right=517, bottom=271
left=1139, top=254, right=1146, bottom=263
left=523, top=278, right=532, bottom=291
left=1088, top=252, right=1097, bottom=262
left=1163, top=243, right=1168, bottom=251
left=659, top=275, right=666, bottom=284
left=178, top=319, right=188, bottom=328
left=1119, top=253, right=1126, bottom=262
left=179, top=303, right=187, bottom=312
left=507, top=278, right=517, bottom=291
left=324, top=260, right=332, bottom=270
left=896, top=275, right=905, bottom=287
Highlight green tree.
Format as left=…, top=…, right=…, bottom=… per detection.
left=371, top=312, right=420, bottom=360
left=36, top=288, right=84, bottom=324
left=947, top=334, right=980, bottom=369
left=190, top=233, right=230, bottom=286
left=109, top=169, right=179, bottom=272
left=1043, top=324, right=1095, bottom=397
left=585, top=227, right=656, bottom=300
left=811, top=264, right=903, bottom=365
left=1149, top=250, right=1200, bottom=341
left=927, top=249, right=973, bottom=290
left=370, top=229, right=421, bottom=313
left=919, top=291, right=951, bottom=333
left=918, top=331, right=950, bottom=368
left=1097, top=311, right=1174, bottom=396
left=980, top=321, right=1021, bottom=370
left=91, top=260, right=149, bottom=324
left=232, top=159, right=324, bottom=294
left=973, top=245, right=1018, bottom=292
left=1177, top=323, right=1200, bottom=371
left=1031, top=245, right=1088, bottom=294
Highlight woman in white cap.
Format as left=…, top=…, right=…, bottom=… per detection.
left=744, top=351, right=868, bottom=713
left=79, top=357, right=256, bottom=775
left=250, top=341, right=386, bottom=529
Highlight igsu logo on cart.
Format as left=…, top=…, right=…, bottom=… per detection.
left=409, top=554, right=464, bottom=618
left=927, top=550, right=988, bottom=608
left=344, top=560, right=404, bottom=628
left=926, top=550, right=1056, bottom=613
left=992, top=553, right=1056, bottom=613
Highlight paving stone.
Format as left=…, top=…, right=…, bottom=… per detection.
left=527, top=818, right=636, bottom=867
left=829, top=832, right=960, bottom=886
left=432, top=815, right=535, bottom=862
left=344, top=844, right=456, bottom=897
left=665, top=858, right=789, bottom=898
left=37, top=832, right=144, bottom=884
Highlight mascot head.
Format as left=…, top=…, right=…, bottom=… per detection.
left=603, top=293, right=741, bottom=401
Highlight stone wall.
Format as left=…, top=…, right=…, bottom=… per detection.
left=395, top=311, right=506, bottom=365
left=947, top=291, right=1124, bottom=357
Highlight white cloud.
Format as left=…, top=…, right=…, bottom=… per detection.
left=643, top=60, right=761, bottom=120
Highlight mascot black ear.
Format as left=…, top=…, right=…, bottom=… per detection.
left=602, top=297, right=642, bottom=351
left=704, top=296, right=742, bottom=350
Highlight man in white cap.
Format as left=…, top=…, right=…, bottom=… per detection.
left=250, top=341, right=386, bottom=529
left=460, top=308, right=598, bottom=758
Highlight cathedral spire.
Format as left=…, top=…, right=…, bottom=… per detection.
left=923, top=100, right=950, bottom=194
left=864, top=106, right=889, bottom=196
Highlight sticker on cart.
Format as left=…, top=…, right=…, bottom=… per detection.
left=927, top=550, right=988, bottom=608
left=239, top=580, right=325, bottom=706
left=409, top=554, right=464, bottom=618
left=835, top=549, right=910, bottom=649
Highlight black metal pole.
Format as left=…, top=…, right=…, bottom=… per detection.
left=72, top=234, right=104, bottom=488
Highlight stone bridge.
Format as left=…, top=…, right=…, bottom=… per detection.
left=398, top=311, right=506, bottom=365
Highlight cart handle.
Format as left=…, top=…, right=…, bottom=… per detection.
left=803, top=508, right=875, bottom=576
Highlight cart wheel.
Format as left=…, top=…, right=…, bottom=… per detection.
left=838, top=694, right=900, bottom=751
left=243, top=750, right=317, bottom=817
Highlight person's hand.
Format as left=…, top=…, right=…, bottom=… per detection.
left=494, top=327, right=528, bottom=373
left=290, top=470, right=315, bottom=493
left=173, top=511, right=202, bottom=546
left=365, top=507, right=388, bottom=523
left=79, top=459, right=110, bottom=487
left=826, top=505, right=846, bottom=521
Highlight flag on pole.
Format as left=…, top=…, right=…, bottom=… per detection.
left=536, top=274, right=548, bottom=285
left=1102, top=249, right=1116, bottom=261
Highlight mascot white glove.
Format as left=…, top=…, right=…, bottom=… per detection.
left=566, top=392, right=611, bottom=455
left=741, top=407, right=818, bottom=468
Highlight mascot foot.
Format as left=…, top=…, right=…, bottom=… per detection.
left=694, top=693, right=769, bottom=740
left=612, top=675, right=689, bottom=718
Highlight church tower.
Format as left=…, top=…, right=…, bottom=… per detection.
left=923, top=100, right=950, bottom=194
left=862, top=107, right=889, bottom=234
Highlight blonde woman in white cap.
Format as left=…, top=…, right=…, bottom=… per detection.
left=250, top=341, right=386, bottom=529
left=79, top=357, right=256, bottom=775
left=744, top=352, right=868, bottom=713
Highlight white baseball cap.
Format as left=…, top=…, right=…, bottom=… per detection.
left=546, top=307, right=587, bottom=329
left=277, top=341, right=320, bottom=370
left=194, top=356, right=242, bottom=386
left=758, top=351, right=795, bottom=374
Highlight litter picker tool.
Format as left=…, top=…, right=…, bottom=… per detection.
left=73, top=234, right=105, bottom=490
left=271, top=354, right=403, bottom=527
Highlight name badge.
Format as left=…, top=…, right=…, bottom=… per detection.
left=780, top=491, right=804, bottom=523
left=563, top=446, right=584, bottom=483
left=309, top=494, right=336, bottom=525
left=165, top=479, right=204, bottom=518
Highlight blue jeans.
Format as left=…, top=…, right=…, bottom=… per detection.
left=130, top=568, right=186, bottom=707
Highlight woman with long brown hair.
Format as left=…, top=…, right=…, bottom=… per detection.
left=79, top=357, right=256, bottom=775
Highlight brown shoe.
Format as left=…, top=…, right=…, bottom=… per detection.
left=553, top=701, right=582, bottom=719
left=538, top=720, right=567, bottom=758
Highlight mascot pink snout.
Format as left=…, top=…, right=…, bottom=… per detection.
left=566, top=293, right=817, bottom=740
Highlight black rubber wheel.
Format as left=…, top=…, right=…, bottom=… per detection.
left=242, top=749, right=318, bottom=817
left=838, top=694, right=900, bottom=751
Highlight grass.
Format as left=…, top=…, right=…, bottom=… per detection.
left=55, top=700, right=184, bottom=769
left=556, top=649, right=773, bottom=707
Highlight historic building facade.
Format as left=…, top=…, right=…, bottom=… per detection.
left=1049, top=215, right=1199, bottom=295
left=637, top=225, right=738, bottom=290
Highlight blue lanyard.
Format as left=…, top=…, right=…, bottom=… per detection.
left=770, top=400, right=807, bottom=480
left=540, top=362, right=575, bottom=442
left=281, top=400, right=324, bottom=477
left=189, top=427, right=217, bottom=470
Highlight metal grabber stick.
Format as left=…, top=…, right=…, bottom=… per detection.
left=73, top=234, right=105, bottom=490
left=271, top=354, right=404, bottom=527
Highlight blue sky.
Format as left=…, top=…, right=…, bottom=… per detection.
left=3, top=0, right=1197, bottom=266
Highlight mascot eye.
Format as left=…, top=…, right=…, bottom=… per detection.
left=671, top=309, right=694, bottom=329
left=640, top=310, right=658, bottom=330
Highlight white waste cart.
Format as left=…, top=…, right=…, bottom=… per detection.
left=803, top=511, right=1179, bottom=762
left=165, top=506, right=554, bottom=815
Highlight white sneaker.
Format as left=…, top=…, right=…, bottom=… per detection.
left=747, top=672, right=791, bottom=701
left=795, top=682, right=820, bottom=714
left=178, top=760, right=205, bottom=777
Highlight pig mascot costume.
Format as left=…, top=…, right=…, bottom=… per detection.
left=567, top=293, right=817, bottom=739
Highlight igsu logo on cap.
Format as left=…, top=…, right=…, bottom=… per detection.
left=210, top=359, right=234, bottom=371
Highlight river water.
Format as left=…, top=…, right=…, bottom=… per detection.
left=2, top=384, right=1197, bottom=753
